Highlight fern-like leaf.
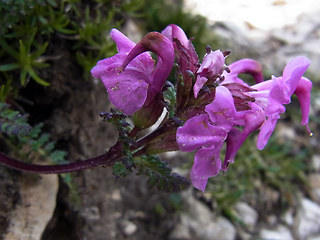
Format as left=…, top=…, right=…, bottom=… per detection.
left=136, top=155, right=190, bottom=192
left=0, top=103, right=31, bottom=136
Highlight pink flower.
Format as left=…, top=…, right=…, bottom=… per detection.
left=161, top=24, right=189, bottom=48
left=177, top=55, right=312, bottom=191
left=222, top=56, right=312, bottom=162
left=177, top=86, right=243, bottom=191
left=222, top=58, right=264, bottom=85
left=91, top=29, right=174, bottom=115
left=193, top=50, right=226, bottom=98
left=242, top=56, right=312, bottom=149
left=162, top=24, right=199, bottom=109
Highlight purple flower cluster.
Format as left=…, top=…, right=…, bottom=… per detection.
left=177, top=54, right=312, bottom=191
left=91, top=24, right=312, bottom=192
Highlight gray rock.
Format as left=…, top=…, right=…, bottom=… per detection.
left=4, top=174, right=58, bottom=240
left=259, top=225, right=294, bottom=240
left=80, top=206, right=100, bottom=221
left=308, top=235, right=320, bottom=240
left=174, top=190, right=236, bottom=240
left=180, top=214, right=236, bottom=240
left=281, top=208, right=294, bottom=226
left=312, top=155, right=320, bottom=172
left=169, top=222, right=191, bottom=240
left=309, top=174, right=320, bottom=203
left=119, top=219, right=137, bottom=237
left=234, top=201, right=258, bottom=231
left=296, top=198, right=320, bottom=239
left=184, top=191, right=212, bottom=224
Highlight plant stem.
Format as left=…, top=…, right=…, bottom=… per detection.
left=0, top=118, right=180, bottom=174
left=134, top=118, right=177, bottom=148
left=0, top=141, right=122, bottom=174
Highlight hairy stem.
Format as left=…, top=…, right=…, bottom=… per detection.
left=0, top=119, right=179, bottom=174
left=0, top=141, right=122, bottom=174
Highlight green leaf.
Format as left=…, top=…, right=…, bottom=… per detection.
left=27, top=67, right=50, bottom=86
left=28, top=123, right=44, bottom=139
left=135, top=155, right=190, bottom=192
left=32, top=62, right=50, bottom=69
left=0, top=103, right=31, bottom=136
left=20, top=69, right=28, bottom=86
left=18, top=40, right=29, bottom=66
left=0, top=63, right=20, bottom=71
left=30, top=42, right=48, bottom=60
left=50, top=150, right=68, bottom=164
left=0, top=38, right=19, bottom=59
left=113, top=161, right=128, bottom=178
left=163, top=82, right=176, bottom=117
left=0, top=79, right=13, bottom=101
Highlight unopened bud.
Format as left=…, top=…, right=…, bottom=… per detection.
left=223, top=50, right=231, bottom=57
left=205, top=45, right=212, bottom=54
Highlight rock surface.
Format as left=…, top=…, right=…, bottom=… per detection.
left=4, top=174, right=58, bottom=240
left=234, top=201, right=258, bottom=231
left=259, top=225, right=294, bottom=240
left=296, top=198, right=320, bottom=239
left=184, top=0, right=320, bottom=77
left=170, top=190, right=236, bottom=240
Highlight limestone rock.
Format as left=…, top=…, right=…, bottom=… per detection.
left=4, top=174, right=58, bottom=240
left=312, top=155, right=320, bottom=172
left=119, top=219, right=137, bottom=237
left=309, top=174, right=320, bottom=203
left=259, top=225, right=294, bottom=240
left=169, top=222, right=191, bottom=240
left=234, top=201, right=258, bottom=231
left=171, top=190, right=236, bottom=240
left=281, top=208, right=294, bottom=226
left=296, top=198, right=320, bottom=239
left=308, top=235, right=320, bottom=240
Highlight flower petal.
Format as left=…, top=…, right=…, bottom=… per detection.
left=101, top=68, right=149, bottom=115
left=224, top=107, right=265, bottom=164
left=257, top=113, right=280, bottom=150
left=223, top=59, right=263, bottom=84
left=265, top=76, right=288, bottom=116
left=120, top=32, right=174, bottom=97
left=294, top=77, right=312, bottom=127
left=282, top=56, right=310, bottom=95
left=222, top=128, right=241, bottom=171
left=176, top=114, right=227, bottom=152
left=193, top=76, right=208, bottom=98
left=190, top=147, right=222, bottom=191
left=91, top=54, right=126, bottom=79
left=161, top=24, right=189, bottom=48
left=110, top=28, right=135, bottom=54
left=197, top=50, right=225, bottom=76
left=205, top=86, right=236, bottom=131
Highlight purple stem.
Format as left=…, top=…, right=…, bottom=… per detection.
left=0, top=118, right=179, bottom=174
left=0, top=142, right=122, bottom=174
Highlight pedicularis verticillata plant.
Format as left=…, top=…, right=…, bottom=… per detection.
left=0, top=24, right=313, bottom=192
